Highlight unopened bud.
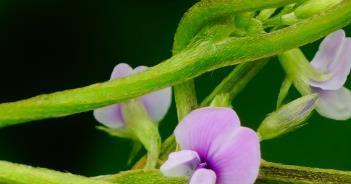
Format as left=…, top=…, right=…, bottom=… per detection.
left=258, top=94, right=318, bottom=141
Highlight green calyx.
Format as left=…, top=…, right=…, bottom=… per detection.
left=258, top=94, right=319, bottom=141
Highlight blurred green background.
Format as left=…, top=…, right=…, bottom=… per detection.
left=0, top=0, right=350, bottom=177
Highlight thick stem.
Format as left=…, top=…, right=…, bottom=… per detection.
left=0, top=0, right=351, bottom=126
left=0, top=161, right=112, bottom=184
left=103, top=161, right=351, bottom=184
left=172, top=0, right=302, bottom=53
left=1, top=160, right=351, bottom=184
left=258, top=160, right=351, bottom=183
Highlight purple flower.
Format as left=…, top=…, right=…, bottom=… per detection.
left=309, top=30, right=351, bottom=120
left=93, top=63, right=172, bottom=129
left=161, top=107, right=261, bottom=184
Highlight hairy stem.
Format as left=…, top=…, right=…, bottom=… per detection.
left=0, top=161, right=112, bottom=184
left=259, top=160, right=351, bottom=183
left=172, top=0, right=302, bottom=53
left=0, top=0, right=351, bottom=126
left=1, top=160, right=351, bottom=184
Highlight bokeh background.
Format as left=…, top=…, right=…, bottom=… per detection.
left=0, top=0, right=350, bottom=177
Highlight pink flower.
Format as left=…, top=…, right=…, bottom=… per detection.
left=93, top=63, right=172, bottom=129
left=309, top=30, right=351, bottom=120
left=161, top=107, right=261, bottom=184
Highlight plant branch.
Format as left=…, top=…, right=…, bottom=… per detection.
left=0, top=161, right=112, bottom=184
left=0, top=0, right=351, bottom=126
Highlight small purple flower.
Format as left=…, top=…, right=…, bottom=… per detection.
left=309, top=30, right=351, bottom=120
left=93, top=63, right=172, bottom=129
left=161, top=107, right=261, bottom=184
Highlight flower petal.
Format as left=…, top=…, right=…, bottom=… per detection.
left=314, top=87, right=351, bottom=120
left=132, top=66, right=172, bottom=123
left=141, top=87, right=172, bottom=123
left=160, top=150, right=200, bottom=177
left=311, top=37, right=351, bottom=90
left=93, top=104, right=124, bottom=129
left=189, top=169, right=217, bottom=184
left=174, top=107, right=241, bottom=159
left=311, top=30, right=345, bottom=72
left=110, top=63, right=134, bottom=79
left=207, top=127, right=260, bottom=184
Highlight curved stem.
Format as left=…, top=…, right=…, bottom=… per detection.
left=0, top=0, right=351, bottom=126
left=172, top=0, right=301, bottom=54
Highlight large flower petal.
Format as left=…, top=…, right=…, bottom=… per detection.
left=314, top=87, right=351, bottom=120
left=311, top=36, right=351, bottom=90
left=310, top=30, right=345, bottom=72
left=174, top=107, right=241, bottom=159
left=207, top=127, right=260, bottom=184
left=93, top=105, right=124, bottom=129
left=160, top=150, right=200, bottom=177
left=189, top=169, right=217, bottom=184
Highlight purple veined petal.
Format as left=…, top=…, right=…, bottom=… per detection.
left=313, top=87, right=351, bottom=120
left=310, top=36, right=351, bottom=90
left=189, top=169, right=217, bottom=184
left=207, top=127, right=261, bottom=184
left=132, top=65, right=173, bottom=123
left=160, top=150, right=201, bottom=177
left=310, top=30, right=345, bottom=72
left=110, top=63, right=134, bottom=79
left=93, top=104, right=125, bottom=129
left=174, top=107, right=241, bottom=160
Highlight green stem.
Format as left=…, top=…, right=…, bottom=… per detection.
left=173, top=81, right=198, bottom=121
left=259, top=160, right=351, bottom=183
left=1, top=0, right=351, bottom=126
left=0, top=161, right=112, bottom=184
left=1, top=160, right=351, bottom=184
left=103, top=161, right=351, bottom=184
left=172, top=0, right=302, bottom=53
left=201, top=59, right=268, bottom=106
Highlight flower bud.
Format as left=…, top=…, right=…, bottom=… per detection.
left=258, top=94, right=318, bottom=141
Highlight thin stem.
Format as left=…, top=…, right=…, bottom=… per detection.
left=201, top=59, right=268, bottom=106
left=0, top=1, right=351, bottom=126
left=174, top=81, right=198, bottom=121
